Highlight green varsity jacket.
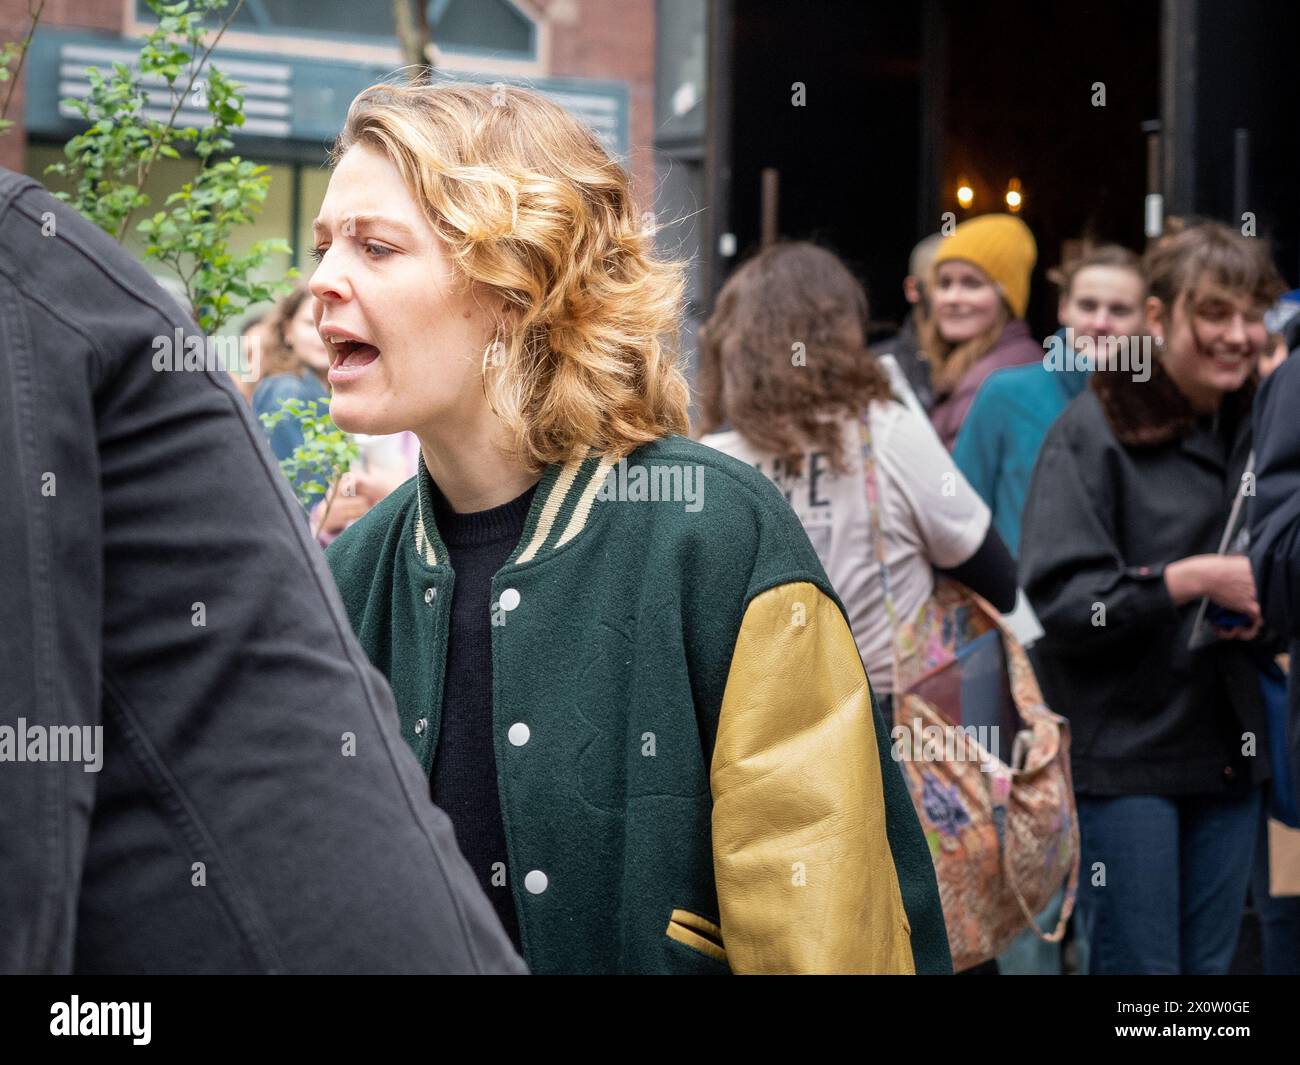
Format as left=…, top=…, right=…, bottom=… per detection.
left=326, top=434, right=951, bottom=974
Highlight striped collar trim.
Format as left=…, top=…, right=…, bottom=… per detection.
left=412, top=449, right=618, bottom=570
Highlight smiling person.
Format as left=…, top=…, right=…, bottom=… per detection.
left=925, top=214, right=1040, bottom=450
left=1020, top=221, right=1286, bottom=974
left=954, top=244, right=1146, bottom=559
left=314, top=82, right=950, bottom=975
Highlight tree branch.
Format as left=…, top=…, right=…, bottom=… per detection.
left=116, top=0, right=246, bottom=242
left=0, top=0, right=47, bottom=124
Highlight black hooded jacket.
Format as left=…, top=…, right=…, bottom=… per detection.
left=1020, top=359, right=1269, bottom=796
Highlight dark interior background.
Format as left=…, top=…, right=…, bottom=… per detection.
left=717, top=0, right=1275, bottom=341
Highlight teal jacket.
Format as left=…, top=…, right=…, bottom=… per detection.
left=327, top=435, right=951, bottom=974
left=952, top=330, right=1090, bottom=557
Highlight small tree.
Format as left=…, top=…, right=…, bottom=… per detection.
left=259, top=399, right=361, bottom=537
left=392, top=0, right=433, bottom=81
left=28, top=0, right=358, bottom=536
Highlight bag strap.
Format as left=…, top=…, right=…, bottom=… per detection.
left=860, top=412, right=912, bottom=699
left=858, top=411, right=899, bottom=632
left=995, top=750, right=1081, bottom=943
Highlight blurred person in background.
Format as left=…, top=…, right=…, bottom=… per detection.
left=955, top=245, right=1146, bottom=559
left=925, top=214, right=1040, bottom=449
left=1021, top=221, right=1284, bottom=974
left=1246, top=297, right=1300, bottom=975
left=870, top=232, right=944, bottom=411
left=253, top=282, right=331, bottom=472
left=697, top=242, right=1016, bottom=715
left=312, top=429, right=421, bottom=544
left=228, top=310, right=278, bottom=403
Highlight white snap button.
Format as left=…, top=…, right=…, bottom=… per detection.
left=414, top=718, right=428, bottom=736
left=508, top=722, right=530, bottom=747
left=499, top=588, right=521, bottom=611
left=424, top=587, right=437, bottom=604
left=524, top=869, right=548, bottom=894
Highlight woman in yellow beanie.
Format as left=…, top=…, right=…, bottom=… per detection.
left=924, top=214, right=1040, bottom=449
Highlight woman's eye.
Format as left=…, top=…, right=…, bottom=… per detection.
left=309, top=245, right=327, bottom=263
left=363, top=242, right=393, bottom=259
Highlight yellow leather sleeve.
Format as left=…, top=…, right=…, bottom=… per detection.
left=710, top=581, right=915, bottom=974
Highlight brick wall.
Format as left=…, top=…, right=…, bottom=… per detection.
left=5, top=0, right=659, bottom=203
left=1, top=0, right=123, bottom=172
left=544, top=0, right=658, bottom=212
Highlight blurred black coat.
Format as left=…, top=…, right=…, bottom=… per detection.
left=1021, top=363, right=1268, bottom=796
left=0, top=168, right=524, bottom=974
left=1249, top=354, right=1300, bottom=801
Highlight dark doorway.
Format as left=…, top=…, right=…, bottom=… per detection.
left=717, top=0, right=1162, bottom=339
left=723, top=0, right=924, bottom=334
left=941, top=0, right=1160, bottom=337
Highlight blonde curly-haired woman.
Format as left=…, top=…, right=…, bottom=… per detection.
left=317, top=81, right=949, bottom=975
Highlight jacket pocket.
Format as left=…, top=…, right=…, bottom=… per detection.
left=665, top=908, right=728, bottom=964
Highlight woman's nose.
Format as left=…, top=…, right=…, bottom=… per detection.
left=309, top=250, right=350, bottom=304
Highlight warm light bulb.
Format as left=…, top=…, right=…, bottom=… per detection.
left=1005, top=178, right=1023, bottom=213
left=956, top=185, right=974, bottom=209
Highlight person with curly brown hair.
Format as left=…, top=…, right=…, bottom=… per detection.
left=697, top=241, right=1017, bottom=707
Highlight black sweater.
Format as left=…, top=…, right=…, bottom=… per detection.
left=428, top=478, right=537, bottom=952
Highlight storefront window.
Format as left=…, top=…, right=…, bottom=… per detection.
left=133, top=0, right=537, bottom=59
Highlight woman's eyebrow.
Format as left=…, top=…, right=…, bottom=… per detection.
left=311, top=214, right=418, bottom=242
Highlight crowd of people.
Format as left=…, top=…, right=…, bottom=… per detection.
left=233, top=83, right=1300, bottom=976
left=8, top=75, right=1300, bottom=976
left=693, top=212, right=1300, bottom=975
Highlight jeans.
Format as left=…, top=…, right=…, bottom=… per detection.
left=0, top=169, right=524, bottom=974
left=996, top=888, right=1064, bottom=974
left=1076, top=789, right=1262, bottom=974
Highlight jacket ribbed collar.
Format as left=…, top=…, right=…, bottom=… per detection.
left=411, top=448, right=619, bottom=570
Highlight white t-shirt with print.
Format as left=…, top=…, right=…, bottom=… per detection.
left=701, top=401, right=990, bottom=693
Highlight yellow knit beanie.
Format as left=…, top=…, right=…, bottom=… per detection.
left=932, top=214, right=1037, bottom=318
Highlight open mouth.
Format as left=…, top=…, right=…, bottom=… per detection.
left=326, top=335, right=381, bottom=370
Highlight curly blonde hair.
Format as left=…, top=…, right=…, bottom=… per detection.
left=332, top=81, right=689, bottom=470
